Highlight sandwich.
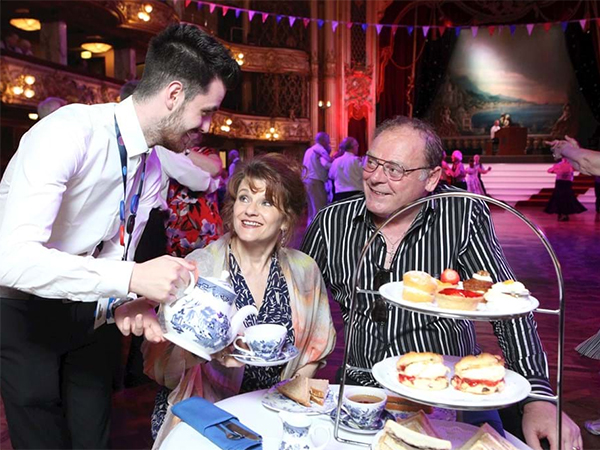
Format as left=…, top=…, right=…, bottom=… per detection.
left=396, top=352, right=450, bottom=391
left=276, top=375, right=311, bottom=406
left=402, top=271, right=438, bottom=303
left=308, top=378, right=329, bottom=406
left=458, top=423, right=519, bottom=450
left=451, top=353, right=506, bottom=395
left=397, top=411, right=441, bottom=438
left=374, top=420, right=451, bottom=450
left=276, top=375, right=330, bottom=407
left=385, top=396, right=433, bottom=415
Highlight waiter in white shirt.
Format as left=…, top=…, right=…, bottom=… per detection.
left=0, top=24, right=239, bottom=449
left=302, top=131, right=332, bottom=224
left=329, top=136, right=364, bottom=202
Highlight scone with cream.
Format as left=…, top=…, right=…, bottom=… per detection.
left=451, top=353, right=506, bottom=395
left=397, top=352, right=449, bottom=391
left=402, top=271, right=437, bottom=303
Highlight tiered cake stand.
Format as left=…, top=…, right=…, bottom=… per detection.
left=333, top=192, right=565, bottom=447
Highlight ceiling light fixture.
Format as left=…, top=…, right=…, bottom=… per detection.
left=9, top=18, right=41, bottom=32
left=80, top=50, right=92, bottom=59
left=81, top=42, right=112, bottom=54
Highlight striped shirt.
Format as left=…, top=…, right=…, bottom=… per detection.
left=300, top=184, right=552, bottom=396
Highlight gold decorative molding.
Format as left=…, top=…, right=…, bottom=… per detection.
left=1, top=56, right=121, bottom=107
left=210, top=111, right=312, bottom=142
left=225, top=43, right=310, bottom=75
left=100, top=0, right=179, bottom=34
left=344, top=64, right=374, bottom=120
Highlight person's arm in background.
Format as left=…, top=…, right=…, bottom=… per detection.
left=155, top=146, right=218, bottom=194
left=546, top=135, right=600, bottom=176
left=187, top=147, right=222, bottom=177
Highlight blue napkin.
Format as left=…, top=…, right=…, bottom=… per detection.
left=172, top=397, right=262, bottom=450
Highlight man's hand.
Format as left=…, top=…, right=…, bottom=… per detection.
left=129, top=255, right=196, bottom=303
left=114, top=298, right=164, bottom=343
left=522, top=401, right=582, bottom=450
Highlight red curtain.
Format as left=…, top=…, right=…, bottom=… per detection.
left=348, top=117, right=368, bottom=156
left=377, top=31, right=418, bottom=121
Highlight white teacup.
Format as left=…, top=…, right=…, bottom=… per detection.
left=233, top=324, right=287, bottom=359
left=279, top=411, right=331, bottom=450
left=342, top=386, right=387, bottom=429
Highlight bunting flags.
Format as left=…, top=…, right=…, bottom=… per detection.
left=526, top=23, right=534, bottom=35
left=192, top=1, right=598, bottom=39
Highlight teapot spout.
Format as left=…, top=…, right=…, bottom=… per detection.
left=230, top=304, right=258, bottom=338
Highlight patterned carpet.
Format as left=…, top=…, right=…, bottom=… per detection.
left=1, top=206, right=599, bottom=449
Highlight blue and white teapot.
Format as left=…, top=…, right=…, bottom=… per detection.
left=158, top=271, right=257, bottom=360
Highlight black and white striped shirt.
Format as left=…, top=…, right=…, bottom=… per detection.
left=300, top=185, right=552, bottom=396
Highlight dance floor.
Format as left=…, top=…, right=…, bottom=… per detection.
left=1, top=206, right=599, bottom=449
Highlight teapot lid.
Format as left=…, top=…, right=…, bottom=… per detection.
left=201, top=270, right=235, bottom=295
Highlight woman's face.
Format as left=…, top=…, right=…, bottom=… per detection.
left=233, top=178, right=286, bottom=248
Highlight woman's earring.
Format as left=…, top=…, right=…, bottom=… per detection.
left=280, top=229, right=288, bottom=247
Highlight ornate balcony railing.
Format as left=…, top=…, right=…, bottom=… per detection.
left=1, top=54, right=121, bottom=107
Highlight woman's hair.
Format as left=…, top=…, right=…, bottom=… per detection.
left=221, top=153, right=306, bottom=245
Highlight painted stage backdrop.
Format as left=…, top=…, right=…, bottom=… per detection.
left=428, top=26, right=596, bottom=140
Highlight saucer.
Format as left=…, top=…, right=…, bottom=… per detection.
left=231, top=343, right=299, bottom=367
left=329, top=408, right=394, bottom=435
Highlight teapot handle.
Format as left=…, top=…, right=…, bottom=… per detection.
left=230, top=305, right=258, bottom=339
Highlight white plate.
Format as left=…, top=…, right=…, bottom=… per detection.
left=379, top=281, right=539, bottom=320
left=372, top=355, right=531, bottom=411
left=232, top=343, right=299, bottom=367
left=370, top=420, right=532, bottom=449
left=262, top=380, right=337, bottom=415
left=329, top=408, right=395, bottom=435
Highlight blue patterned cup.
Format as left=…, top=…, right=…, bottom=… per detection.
left=342, top=387, right=387, bottom=429
left=233, top=324, right=287, bottom=359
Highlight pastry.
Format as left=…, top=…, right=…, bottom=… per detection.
left=451, top=353, right=506, bottom=395
left=435, top=288, right=484, bottom=311
left=402, top=271, right=437, bottom=303
left=463, top=270, right=493, bottom=293
left=396, top=352, right=449, bottom=391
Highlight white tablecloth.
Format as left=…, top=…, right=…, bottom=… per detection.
left=159, top=387, right=531, bottom=450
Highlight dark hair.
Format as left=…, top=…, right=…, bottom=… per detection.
left=221, top=153, right=306, bottom=245
left=374, top=116, right=444, bottom=168
left=339, top=137, right=358, bottom=152
left=135, top=24, right=240, bottom=102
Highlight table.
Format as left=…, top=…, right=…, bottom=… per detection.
left=159, top=387, right=532, bottom=450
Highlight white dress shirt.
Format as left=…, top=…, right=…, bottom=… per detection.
left=0, top=96, right=161, bottom=302
left=328, top=152, right=364, bottom=194
left=154, top=147, right=218, bottom=210
left=302, top=143, right=331, bottom=182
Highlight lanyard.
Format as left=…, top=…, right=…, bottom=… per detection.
left=114, top=116, right=147, bottom=261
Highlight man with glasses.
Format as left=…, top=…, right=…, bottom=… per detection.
left=301, top=116, right=581, bottom=450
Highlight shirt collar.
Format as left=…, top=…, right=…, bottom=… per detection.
left=114, top=96, right=149, bottom=158
left=352, top=190, right=440, bottom=231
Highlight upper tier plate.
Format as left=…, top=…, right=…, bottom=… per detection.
left=379, top=281, right=539, bottom=321
left=372, top=355, right=531, bottom=411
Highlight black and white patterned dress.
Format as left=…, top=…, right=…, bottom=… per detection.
left=228, top=250, right=295, bottom=392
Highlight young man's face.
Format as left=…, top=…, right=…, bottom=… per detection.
left=158, top=78, right=226, bottom=153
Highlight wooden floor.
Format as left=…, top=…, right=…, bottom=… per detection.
left=1, top=206, right=599, bottom=449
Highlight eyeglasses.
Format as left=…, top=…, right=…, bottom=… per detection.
left=362, top=154, right=431, bottom=182
left=371, top=268, right=392, bottom=323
